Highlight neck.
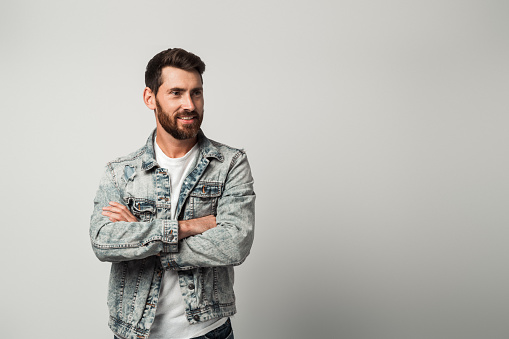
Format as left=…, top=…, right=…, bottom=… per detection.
left=155, top=125, right=198, bottom=158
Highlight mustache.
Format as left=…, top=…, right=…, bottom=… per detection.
left=175, top=111, right=198, bottom=118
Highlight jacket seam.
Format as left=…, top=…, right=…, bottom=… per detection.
left=213, top=267, right=219, bottom=301
left=110, top=315, right=150, bottom=336
left=128, top=258, right=147, bottom=323
left=108, top=147, right=147, bottom=165
left=92, top=236, right=163, bottom=249
left=119, top=262, right=127, bottom=318
left=107, top=163, right=121, bottom=192
left=228, top=150, right=244, bottom=172
left=188, top=302, right=236, bottom=314
left=209, top=139, right=241, bottom=152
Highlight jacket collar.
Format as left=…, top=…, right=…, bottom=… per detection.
left=141, top=129, right=223, bottom=171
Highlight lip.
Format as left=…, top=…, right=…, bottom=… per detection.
left=177, top=116, right=197, bottom=124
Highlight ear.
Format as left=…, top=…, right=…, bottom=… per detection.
left=143, top=87, right=157, bottom=110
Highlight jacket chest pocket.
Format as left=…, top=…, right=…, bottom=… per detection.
left=125, top=197, right=156, bottom=222
left=189, top=181, right=222, bottom=218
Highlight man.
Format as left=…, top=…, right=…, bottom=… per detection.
left=90, top=48, right=255, bottom=339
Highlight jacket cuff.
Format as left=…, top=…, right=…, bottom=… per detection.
left=158, top=251, right=179, bottom=270
left=161, top=219, right=178, bottom=252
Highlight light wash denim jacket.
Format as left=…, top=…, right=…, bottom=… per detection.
left=90, top=130, right=255, bottom=339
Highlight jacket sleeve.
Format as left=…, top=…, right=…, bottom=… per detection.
left=160, top=151, right=255, bottom=270
left=89, top=165, right=179, bottom=262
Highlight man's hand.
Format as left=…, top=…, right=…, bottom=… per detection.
left=101, top=201, right=215, bottom=240
left=178, top=215, right=217, bottom=240
left=102, top=201, right=138, bottom=222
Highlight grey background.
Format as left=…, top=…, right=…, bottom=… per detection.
left=1, top=1, right=508, bottom=338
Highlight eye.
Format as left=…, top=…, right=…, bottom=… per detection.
left=170, top=90, right=181, bottom=96
left=192, top=90, right=203, bottom=97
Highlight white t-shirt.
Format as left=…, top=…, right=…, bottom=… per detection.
left=150, top=138, right=226, bottom=339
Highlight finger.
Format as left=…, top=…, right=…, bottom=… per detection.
left=103, top=202, right=138, bottom=222
left=103, top=208, right=128, bottom=220
left=103, top=206, right=125, bottom=214
left=108, top=202, right=138, bottom=222
left=102, top=210, right=117, bottom=218
left=102, top=211, right=127, bottom=222
left=115, top=208, right=137, bottom=222
left=108, top=215, right=123, bottom=222
left=104, top=207, right=138, bottom=222
left=103, top=205, right=127, bottom=214
left=105, top=205, right=131, bottom=218
left=109, top=201, right=129, bottom=211
left=126, top=214, right=138, bottom=222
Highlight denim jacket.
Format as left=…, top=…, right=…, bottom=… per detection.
left=90, top=130, right=255, bottom=339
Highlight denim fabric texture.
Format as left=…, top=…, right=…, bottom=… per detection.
left=91, top=130, right=255, bottom=339
left=114, top=319, right=234, bottom=339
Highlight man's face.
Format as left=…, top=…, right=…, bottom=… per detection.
left=154, top=66, right=204, bottom=140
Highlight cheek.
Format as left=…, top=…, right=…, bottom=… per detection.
left=196, top=99, right=205, bottom=112
left=161, top=104, right=179, bottom=116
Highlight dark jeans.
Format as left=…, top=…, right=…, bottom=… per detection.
left=114, top=318, right=233, bottom=339
left=191, top=318, right=233, bottom=339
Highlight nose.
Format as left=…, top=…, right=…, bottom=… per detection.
left=181, top=93, right=195, bottom=111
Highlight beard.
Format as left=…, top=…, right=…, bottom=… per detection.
left=156, top=100, right=203, bottom=140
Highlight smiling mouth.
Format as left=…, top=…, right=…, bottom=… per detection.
left=177, top=116, right=197, bottom=124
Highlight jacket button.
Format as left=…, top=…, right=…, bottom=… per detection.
left=193, top=315, right=200, bottom=321
left=188, top=283, right=195, bottom=290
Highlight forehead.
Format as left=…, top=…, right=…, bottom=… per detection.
left=160, top=66, right=202, bottom=88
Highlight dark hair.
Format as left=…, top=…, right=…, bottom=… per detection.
left=145, top=48, right=206, bottom=96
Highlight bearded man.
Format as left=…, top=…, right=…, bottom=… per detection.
left=90, top=48, right=255, bottom=339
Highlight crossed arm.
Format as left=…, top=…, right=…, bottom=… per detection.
left=91, top=151, right=254, bottom=266
left=102, top=201, right=217, bottom=240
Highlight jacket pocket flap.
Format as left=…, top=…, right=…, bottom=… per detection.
left=125, top=197, right=156, bottom=213
left=190, top=182, right=222, bottom=198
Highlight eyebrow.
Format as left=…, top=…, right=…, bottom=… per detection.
left=168, top=87, right=185, bottom=92
left=167, top=87, right=203, bottom=93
